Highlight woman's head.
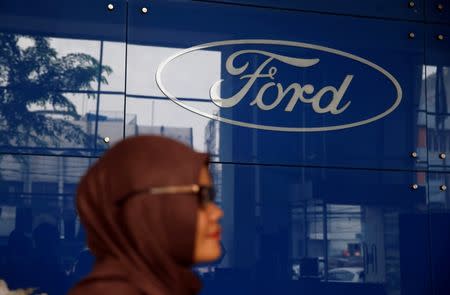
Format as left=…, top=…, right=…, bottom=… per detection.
left=75, top=136, right=223, bottom=293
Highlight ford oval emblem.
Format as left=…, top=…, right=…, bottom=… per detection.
left=156, top=39, right=402, bottom=132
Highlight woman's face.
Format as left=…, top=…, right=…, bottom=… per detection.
left=193, top=166, right=224, bottom=263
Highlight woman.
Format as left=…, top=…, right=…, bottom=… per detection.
left=68, top=135, right=223, bottom=295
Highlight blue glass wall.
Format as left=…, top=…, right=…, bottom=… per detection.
left=0, top=0, right=449, bottom=294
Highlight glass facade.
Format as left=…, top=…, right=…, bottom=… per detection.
left=0, top=1, right=449, bottom=294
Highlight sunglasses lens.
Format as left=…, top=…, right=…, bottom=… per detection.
left=198, top=186, right=215, bottom=205
left=208, top=187, right=216, bottom=202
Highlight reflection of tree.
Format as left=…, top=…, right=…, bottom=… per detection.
left=0, top=33, right=112, bottom=147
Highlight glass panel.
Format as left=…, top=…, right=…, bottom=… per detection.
left=427, top=172, right=450, bottom=295
left=125, top=97, right=217, bottom=157
left=126, top=0, right=426, bottom=170
left=0, top=154, right=93, bottom=294
left=0, top=0, right=126, bottom=156
left=202, top=163, right=431, bottom=295
left=426, top=25, right=450, bottom=169
left=425, top=0, right=450, bottom=24
left=96, top=94, right=125, bottom=149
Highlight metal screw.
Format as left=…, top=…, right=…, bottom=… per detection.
left=141, top=7, right=148, bottom=14
left=439, top=153, right=446, bottom=159
left=411, top=184, right=419, bottom=190
left=437, top=4, right=444, bottom=11
left=408, top=32, right=415, bottom=39
left=107, top=3, right=114, bottom=11
left=440, top=184, right=447, bottom=191
left=411, top=151, right=418, bottom=159
left=408, top=1, right=415, bottom=8
left=103, top=136, right=111, bottom=143
left=437, top=34, right=444, bottom=41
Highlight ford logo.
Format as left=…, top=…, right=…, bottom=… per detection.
left=156, top=39, right=402, bottom=132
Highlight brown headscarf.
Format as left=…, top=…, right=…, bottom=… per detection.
left=68, top=135, right=208, bottom=295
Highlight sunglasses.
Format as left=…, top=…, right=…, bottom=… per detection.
left=144, top=184, right=216, bottom=207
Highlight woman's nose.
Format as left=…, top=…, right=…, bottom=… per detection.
left=206, top=202, right=223, bottom=221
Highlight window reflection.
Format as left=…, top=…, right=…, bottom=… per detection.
left=426, top=64, right=450, bottom=168
left=125, top=97, right=220, bottom=154
left=0, top=33, right=124, bottom=153
left=326, top=205, right=363, bottom=281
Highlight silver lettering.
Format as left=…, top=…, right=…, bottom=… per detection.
left=209, top=50, right=353, bottom=115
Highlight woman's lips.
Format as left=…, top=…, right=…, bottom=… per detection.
left=207, top=229, right=221, bottom=240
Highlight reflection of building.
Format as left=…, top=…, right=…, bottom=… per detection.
left=126, top=113, right=194, bottom=148
left=205, top=115, right=220, bottom=157
left=82, top=112, right=194, bottom=148
left=423, top=67, right=450, bottom=209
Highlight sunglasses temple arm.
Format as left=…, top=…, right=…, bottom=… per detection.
left=150, top=184, right=200, bottom=195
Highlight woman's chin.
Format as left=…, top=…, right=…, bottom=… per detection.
left=194, top=247, right=222, bottom=264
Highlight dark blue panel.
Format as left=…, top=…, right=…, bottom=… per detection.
left=0, top=154, right=93, bottom=294
left=429, top=213, right=450, bottom=295
left=201, top=163, right=431, bottom=295
left=0, top=0, right=126, bottom=157
left=425, top=24, right=450, bottom=170
left=427, top=172, right=450, bottom=295
left=197, top=0, right=424, bottom=21
left=0, top=158, right=432, bottom=295
left=126, top=0, right=426, bottom=170
left=425, top=0, right=450, bottom=24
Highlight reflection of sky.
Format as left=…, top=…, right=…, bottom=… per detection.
left=126, top=44, right=221, bottom=150
left=424, top=65, right=436, bottom=79
left=21, top=36, right=222, bottom=152
left=127, top=44, right=221, bottom=99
